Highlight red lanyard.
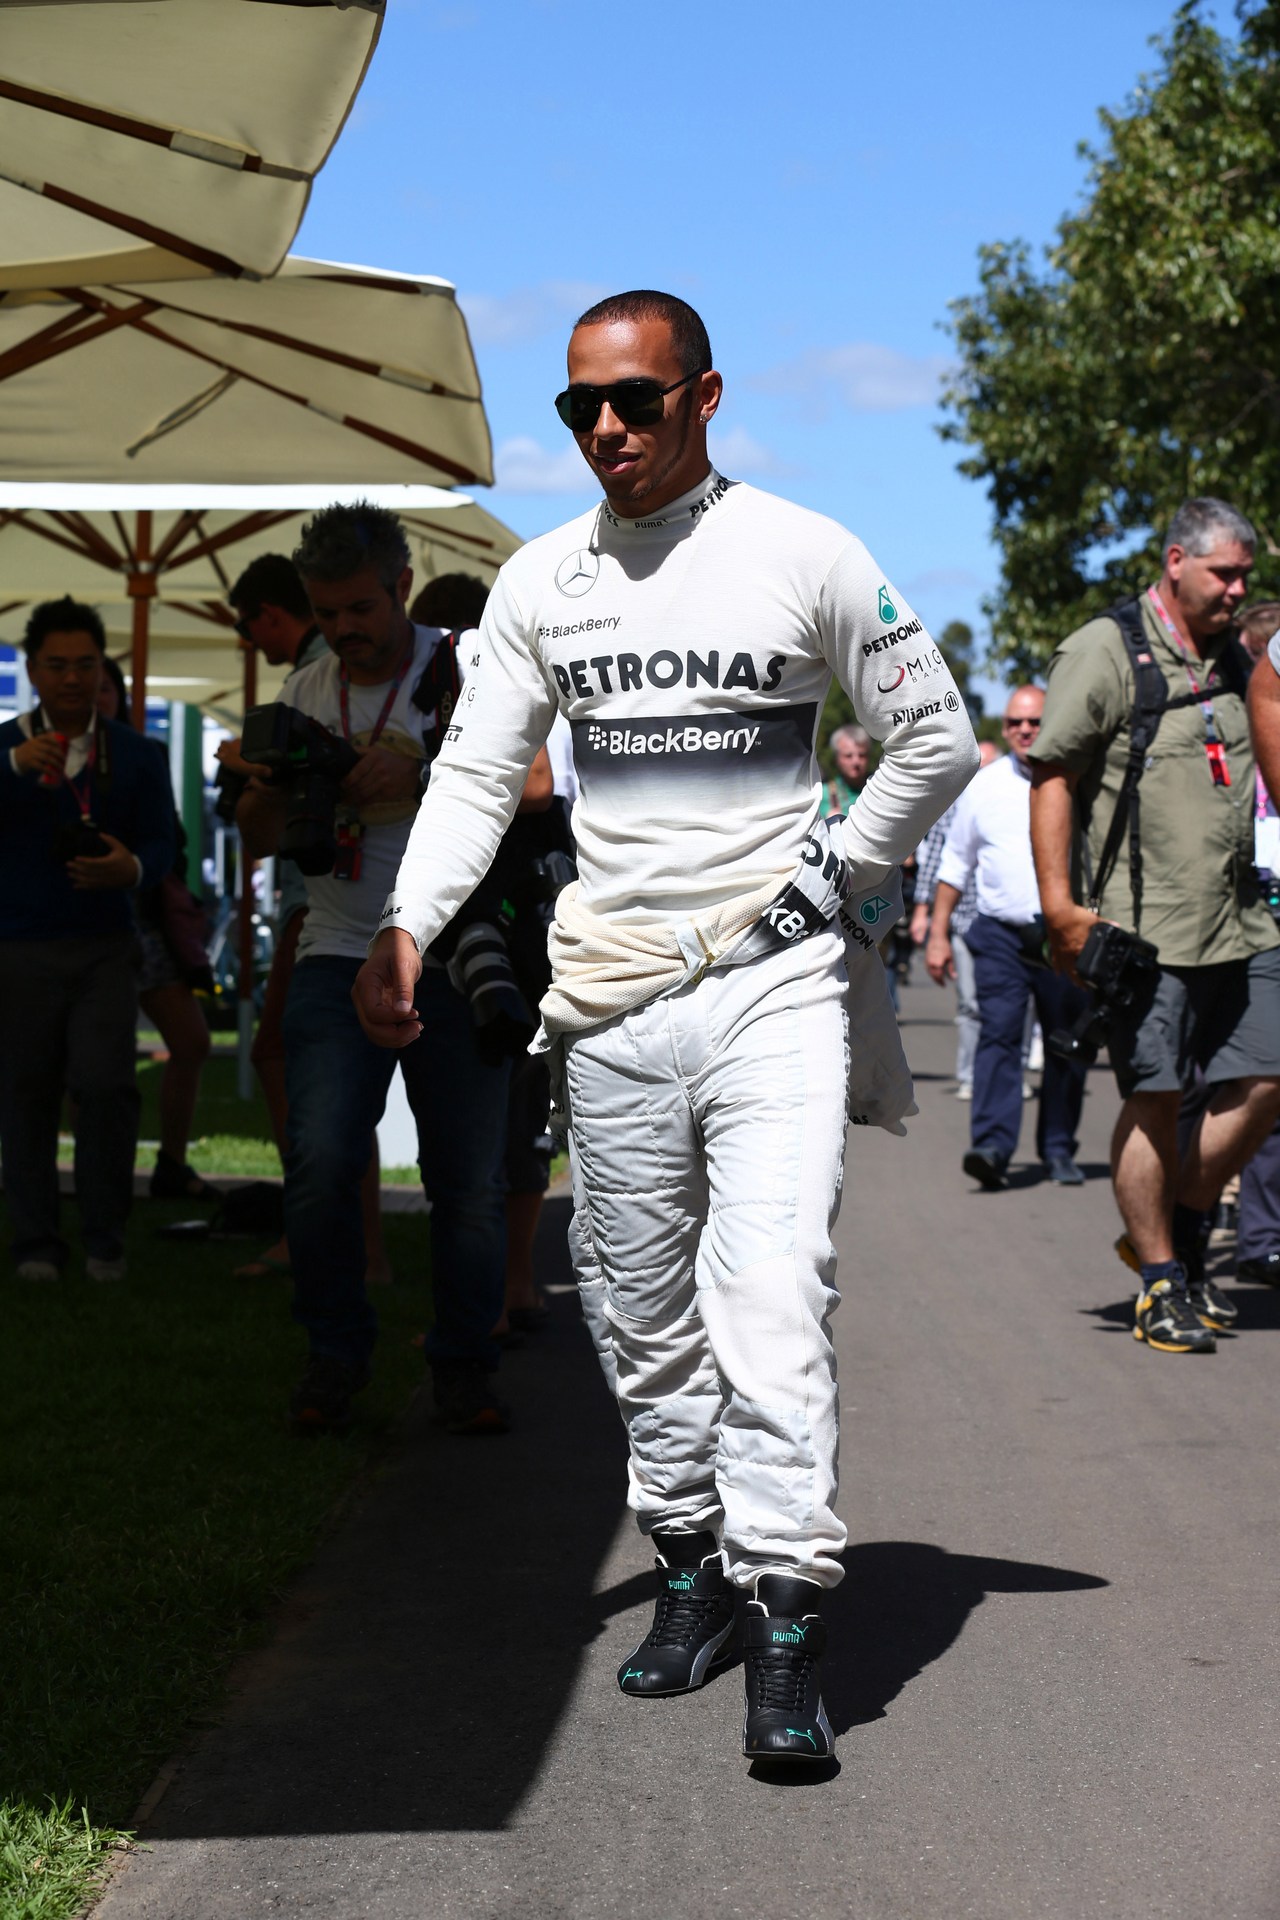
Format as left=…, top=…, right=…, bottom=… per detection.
left=338, top=651, right=410, bottom=748
left=1146, top=587, right=1230, bottom=788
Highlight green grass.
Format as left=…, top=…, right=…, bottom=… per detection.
left=57, top=1053, right=422, bottom=1183
left=0, top=1800, right=130, bottom=1920
left=0, top=1194, right=434, bottom=1920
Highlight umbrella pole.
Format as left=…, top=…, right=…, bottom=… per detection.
left=128, top=509, right=154, bottom=730
left=237, top=642, right=258, bottom=1101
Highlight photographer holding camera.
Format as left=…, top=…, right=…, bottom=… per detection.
left=1030, top=498, right=1280, bottom=1354
left=236, top=502, right=551, bottom=1434
left=0, top=597, right=175, bottom=1282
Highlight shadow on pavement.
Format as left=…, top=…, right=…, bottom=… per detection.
left=143, top=1193, right=633, bottom=1840
left=822, top=1542, right=1109, bottom=1734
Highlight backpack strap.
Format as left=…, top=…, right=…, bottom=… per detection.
left=1088, top=598, right=1169, bottom=924
left=409, top=629, right=463, bottom=764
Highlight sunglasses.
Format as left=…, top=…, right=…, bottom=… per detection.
left=554, top=368, right=708, bottom=434
left=1006, top=717, right=1041, bottom=730
left=232, top=614, right=256, bottom=643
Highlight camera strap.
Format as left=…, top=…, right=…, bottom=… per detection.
left=409, top=629, right=463, bottom=764
left=1088, top=598, right=1248, bottom=926
left=338, top=652, right=410, bottom=750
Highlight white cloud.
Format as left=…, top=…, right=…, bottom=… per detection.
left=709, top=425, right=784, bottom=477
left=493, top=436, right=593, bottom=494
left=751, top=342, right=951, bottom=416
left=459, top=281, right=607, bottom=348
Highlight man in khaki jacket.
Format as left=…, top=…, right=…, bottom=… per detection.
left=1030, top=497, right=1280, bottom=1354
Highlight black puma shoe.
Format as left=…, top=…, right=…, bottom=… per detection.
left=617, top=1538, right=735, bottom=1697
left=742, top=1573, right=834, bottom=1762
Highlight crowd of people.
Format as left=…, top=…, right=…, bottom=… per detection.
left=3, top=284, right=1278, bottom=1769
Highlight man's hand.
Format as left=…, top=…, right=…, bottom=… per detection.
left=351, top=928, right=424, bottom=1048
left=340, top=745, right=422, bottom=810
left=68, top=831, right=140, bottom=891
left=925, top=927, right=955, bottom=985
left=1043, top=904, right=1100, bottom=984
left=909, top=899, right=931, bottom=946
left=11, top=733, right=67, bottom=781
left=215, top=736, right=272, bottom=782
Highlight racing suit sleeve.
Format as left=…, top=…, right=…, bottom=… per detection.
left=378, top=570, right=559, bottom=954
left=814, top=539, right=979, bottom=883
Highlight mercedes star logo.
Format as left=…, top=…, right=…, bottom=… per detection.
left=554, top=548, right=600, bottom=598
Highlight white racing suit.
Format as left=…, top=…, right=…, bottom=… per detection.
left=381, top=468, right=978, bottom=1589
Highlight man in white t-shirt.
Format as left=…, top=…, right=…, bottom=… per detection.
left=349, top=292, right=977, bottom=1765
left=237, top=501, right=549, bottom=1437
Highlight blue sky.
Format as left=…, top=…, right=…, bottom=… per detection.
left=293, top=0, right=1230, bottom=707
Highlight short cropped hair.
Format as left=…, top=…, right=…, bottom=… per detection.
left=829, top=724, right=870, bottom=752
left=1165, top=497, right=1256, bottom=559
left=229, top=552, right=312, bottom=622
left=410, top=572, right=490, bottom=630
left=23, top=595, right=107, bottom=662
left=574, top=290, right=712, bottom=379
left=293, top=500, right=411, bottom=591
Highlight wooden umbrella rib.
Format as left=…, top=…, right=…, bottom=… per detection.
left=48, top=509, right=125, bottom=570
left=164, top=598, right=238, bottom=629
left=402, top=514, right=502, bottom=554
left=32, top=182, right=243, bottom=278
left=0, top=299, right=155, bottom=385
left=110, top=509, right=137, bottom=564
left=123, top=309, right=484, bottom=484
left=163, top=510, right=299, bottom=574
left=150, top=509, right=207, bottom=571
left=0, top=76, right=307, bottom=178
left=131, top=289, right=479, bottom=403
left=2, top=508, right=108, bottom=565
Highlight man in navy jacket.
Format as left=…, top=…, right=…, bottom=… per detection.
left=0, top=598, right=175, bottom=1281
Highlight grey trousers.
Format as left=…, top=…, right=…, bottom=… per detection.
left=0, top=932, right=140, bottom=1266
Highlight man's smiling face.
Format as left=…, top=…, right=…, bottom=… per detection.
left=565, top=317, right=720, bottom=517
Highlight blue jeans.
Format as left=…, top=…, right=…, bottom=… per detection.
left=283, top=956, right=509, bottom=1372
left=964, top=914, right=1089, bottom=1167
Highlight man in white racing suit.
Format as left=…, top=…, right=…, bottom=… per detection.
left=353, top=291, right=977, bottom=1764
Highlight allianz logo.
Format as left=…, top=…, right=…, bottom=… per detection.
left=584, top=722, right=762, bottom=758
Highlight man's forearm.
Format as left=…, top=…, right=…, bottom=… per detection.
left=1029, top=764, right=1078, bottom=920
left=930, top=879, right=960, bottom=940
left=1248, top=655, right=1280, bottom=800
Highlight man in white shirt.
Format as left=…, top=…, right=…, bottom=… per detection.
left=351, top=291, right=977, bottom=1764
left=236, top=503, right=553, bottom=1440
left=927, top=686, right=1090, bottom=1189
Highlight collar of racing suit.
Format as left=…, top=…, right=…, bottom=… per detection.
left=597, top=468, right=730, bottom=538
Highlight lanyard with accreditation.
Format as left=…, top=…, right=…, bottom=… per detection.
left=332, top=653, right=410, bottom=882
left=1145, top=585, right=1231, bottom=787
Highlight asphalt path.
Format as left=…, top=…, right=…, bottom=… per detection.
left=98, top=977, right=1280, bottom=1920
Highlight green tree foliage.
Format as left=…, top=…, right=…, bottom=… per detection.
left=941, top=1, right=1280, bottom=671
left=938, top=619, right=986, bottom=720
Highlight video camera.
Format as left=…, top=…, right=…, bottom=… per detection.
left=240, top=702, right=359, bottom=875
left=1047, top=921, right=1159, bottom=1067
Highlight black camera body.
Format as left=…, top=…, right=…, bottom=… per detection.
left=240, top=702, right=360, bottom=875
left=1048, top=921, right=1160, bottom=1066
left=52, top=818, right=110, bottom=865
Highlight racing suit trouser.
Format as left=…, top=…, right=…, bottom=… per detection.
left=565, top=929, right=850, bottom=1590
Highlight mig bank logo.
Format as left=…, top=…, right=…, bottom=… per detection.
left=554, top=549, right=600, bottom=598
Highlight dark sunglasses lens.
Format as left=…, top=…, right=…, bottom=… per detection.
left=555, top=388, right=593, bottom=431
left=609, top=381, right=666, bottom=426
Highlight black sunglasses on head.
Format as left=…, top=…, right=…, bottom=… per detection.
left=554, top=367, right=708, bottom=434
left=232, top=613, right=256, bottom=643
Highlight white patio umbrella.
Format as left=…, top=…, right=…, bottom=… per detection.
left=0, top=252, right=500, bottom=716
left=0, top=0, right=383, bottom=280
left=0, top=483, right=522, bottom=724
